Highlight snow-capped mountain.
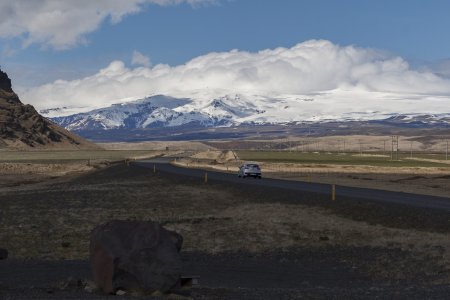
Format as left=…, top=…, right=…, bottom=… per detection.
left=51, top=95, right=205, bottom=130
left=49, top=94, right=268, bottom=131
left=45, top=90, right=450, bottom=132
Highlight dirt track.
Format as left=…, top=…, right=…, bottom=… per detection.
left=0, top=163, right=450, bottom=299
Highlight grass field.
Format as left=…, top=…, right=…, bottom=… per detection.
left=236, top=151, right=450, bottom=168
left=0, top=150, right=167, bottom=163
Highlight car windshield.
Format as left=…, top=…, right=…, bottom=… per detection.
left=247, top=164, right=259, bottom=168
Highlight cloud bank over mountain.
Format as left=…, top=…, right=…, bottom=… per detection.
left=132, top=50, right=152, bottom=67
left=0, top=0, right=215, bottom=50
left=21, top=40, right=450, bottom=113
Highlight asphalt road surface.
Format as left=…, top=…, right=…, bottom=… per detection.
left=136, top=158, right=450, bottom=212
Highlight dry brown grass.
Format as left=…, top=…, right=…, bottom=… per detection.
left=99, top=141, right=212, bottom=151
left=191, top=150, right=238, bottom=162
left=0, top=162, right=96, bottom=188
left=168, top=202, right=450, bottom=269
left=0, top=162, right=92, bottom=175
left=251, top=134, right=450, bottom=153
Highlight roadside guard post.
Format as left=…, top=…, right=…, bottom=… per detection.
left=204, top=172, right=208, bottom=183
left=153, top=164, right=156, bottom=174
left=332, top=184, right=336, bottom=201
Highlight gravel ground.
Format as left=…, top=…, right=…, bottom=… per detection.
left=0, top=163, right=449, bottom=299
left=1, top=249, right=449, bottom=299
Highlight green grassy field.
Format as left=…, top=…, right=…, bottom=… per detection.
left=236, top=151, right=450, bottom=168
left=0, top=150, right=164, bottom=163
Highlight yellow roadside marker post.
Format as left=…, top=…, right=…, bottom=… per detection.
left=332, top=184, right=336, bottom=201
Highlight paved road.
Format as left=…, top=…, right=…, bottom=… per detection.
left=135, top=158, right=450, bottom=212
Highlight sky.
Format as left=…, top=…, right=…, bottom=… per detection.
left=1, top=0, right=450, bottom=112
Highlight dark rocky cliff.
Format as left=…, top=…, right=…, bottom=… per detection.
left=0, top=69, right=99, bottom=149
left=0, top=69, right=13, bottom=93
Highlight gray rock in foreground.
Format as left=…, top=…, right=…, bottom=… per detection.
left=89, top=220, right=183, bottom=294
left=0, top=248, right=8, bottom=260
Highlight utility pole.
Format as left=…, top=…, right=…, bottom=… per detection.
left=390, top=135, right=399, bottom=161
left=395, top=135, right=399, bottom=160
left=391, top=136, right=394, bottom=161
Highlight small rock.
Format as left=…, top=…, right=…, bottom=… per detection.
left=84, top=280, right=97, bottom=293
left=0, top=248, right=8, bottom=259
left=116, top=290, right=127, bottom=296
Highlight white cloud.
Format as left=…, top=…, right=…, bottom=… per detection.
left=0, top=0, right=215, bottom=50
left=21, top=40, right=450, bottom=113
left=424, top=59, right=450, bottom=79
left=131, top=50, right=152, bottom=67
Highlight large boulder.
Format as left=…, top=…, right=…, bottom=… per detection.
left=89, top=220, right=183, bottom=294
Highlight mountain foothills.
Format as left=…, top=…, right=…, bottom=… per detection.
left=0, top=69, right=98, bottom=149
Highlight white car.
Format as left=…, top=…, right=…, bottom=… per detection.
left=238, top=163, right=262, bottom=178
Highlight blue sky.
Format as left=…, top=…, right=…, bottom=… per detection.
left=1, top=0, right=450, bottom=112
left=1, top=0, right=450, bottom=87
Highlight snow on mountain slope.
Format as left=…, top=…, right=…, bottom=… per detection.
left=51, top=95, right=219, bottom=130
left=46, top=89, right=450, bottom=131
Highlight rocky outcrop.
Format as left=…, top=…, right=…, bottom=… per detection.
left=89, top=220, right=183, bottom=295
left=0, top=70, right=13, bottom=93
left=0, top=69, right=99, bottom=149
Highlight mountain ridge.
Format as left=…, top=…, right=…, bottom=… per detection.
left=46, top=93, right=450, bottom=133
